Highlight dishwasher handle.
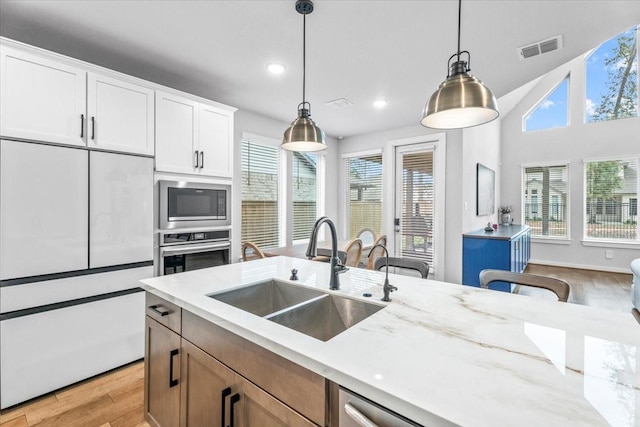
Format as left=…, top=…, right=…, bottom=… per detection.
left=344, top=402, right=380, bottom=427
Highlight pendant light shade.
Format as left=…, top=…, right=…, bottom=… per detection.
left=282, top=0, right=327, bottom=152
left=421, top=0, right=499, bottom=129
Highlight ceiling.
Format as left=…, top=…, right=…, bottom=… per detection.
left=1, top=1, right=639, bottom=139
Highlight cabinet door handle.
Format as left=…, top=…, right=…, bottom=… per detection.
left=199, top=151, right=204, bottom=169
left=149, top=304, right=169, bottom=316
left=91, top=116, right=95, bottom=140
left=344, top=402, right=380, bottom=427
left=169, top=349, right=179, bottom=388
left=220, top=387, right=231, bottom=427
left=229, top=393, right=240, bottom=427
left=80, top=114, right=84, bottom=138
left=194, top=150, right=199, bottom=168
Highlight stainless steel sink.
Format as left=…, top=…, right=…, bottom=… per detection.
left=267, top=294, right=384, bottom=342
left=209, top=279, right=325, bottom=317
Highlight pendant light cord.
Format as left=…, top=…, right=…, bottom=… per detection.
left=302, top=13, right=306, bottom=105
left=456, top=0, right=462, bottom=62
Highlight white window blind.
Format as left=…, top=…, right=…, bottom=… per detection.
left=400, top=151, right=433, bottom=265
left=345, top=154, right=382, bottom=239
left=523, top=164, right=569, bottom=238
left=241, top=140, right=280, bottom=248
left=585, top=158, right=638, bottom=241
left=292, top=152, right=317, bottom=241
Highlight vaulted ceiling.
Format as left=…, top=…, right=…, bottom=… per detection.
left=1, top=1, right=639, bottom=138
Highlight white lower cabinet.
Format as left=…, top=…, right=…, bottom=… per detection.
left=0, top=140, right=88, bottom=280
left=0, top=291, right=145, bottom=409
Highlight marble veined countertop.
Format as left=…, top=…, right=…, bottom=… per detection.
left=140, top=256, right=640, bottom=427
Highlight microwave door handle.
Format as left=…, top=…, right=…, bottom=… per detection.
left=161, top=242, right=230, bottom=256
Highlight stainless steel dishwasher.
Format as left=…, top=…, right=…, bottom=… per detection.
left=339, top=387, right=422, bottom=427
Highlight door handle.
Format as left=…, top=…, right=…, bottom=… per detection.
left=80, top=114, right=84, bottom=138
left=194, top=150, right=199, bottom=168
left=149, top=304, right=169, bottom=316
left=168, top=349, right=179, bottom=388
left=199, top=151, right=204, bottom=169
left=91, top=116, right=95, bottom=140
left=220, top=387, right=231, bottom=427
left=229, top=393, right=240, bottom=427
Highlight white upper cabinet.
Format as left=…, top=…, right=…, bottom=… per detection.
left=156, top=90, right=235, bottom=178
left=87, top=73, right=155, bottom=156
left=0, top=45, right=86, bottom=147
left=198, top=103, right=233, bottom=178
left=155, top=91, right=198, bottom=174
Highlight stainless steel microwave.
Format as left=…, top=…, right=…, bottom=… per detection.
left=159, top=180, right=231, bottom=229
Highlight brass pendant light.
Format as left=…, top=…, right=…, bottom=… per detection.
left=281, top=0, right=327, bottom=152
left=421, top=0, right=499, bottom=129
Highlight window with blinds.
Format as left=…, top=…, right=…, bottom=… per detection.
left=292, top=152, right=317, bottom=241
left=585, top=158, right=638, bottom=241
left=241, top=140, right=280, bottom=248
left=344, top=153, right=383, bottom=239
left=399, top=151, right=433, bottom=265
left=522, top=164, right=569, bottom=238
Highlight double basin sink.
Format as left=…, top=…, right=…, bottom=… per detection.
left=210, top=279, right=385, bottom=341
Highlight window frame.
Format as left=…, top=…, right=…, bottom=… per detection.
left=522, top=74, right=570, bottom=132
left=521, top=160, right=571, bottom=242
left=582, top=155, right=640, bottom=247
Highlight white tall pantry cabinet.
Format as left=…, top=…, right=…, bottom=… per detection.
left=0, top=36, right=235, bottom=409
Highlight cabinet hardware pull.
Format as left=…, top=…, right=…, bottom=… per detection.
left=149, top=304, right=169, bottom=316
left=220, top=387, right=231, bottom=427
left=344, top=402, right=380, bottom=427
left=194, top=150, right=199, bottom=168
left=80, top=114, right=84, bottom=138
left=91, top=116, right=95, bottom=140
left=199, top=151, right=204, bottom=169
left=169, top=349, right=179, bottom=388
left=229, top=393, right=240, bottom=427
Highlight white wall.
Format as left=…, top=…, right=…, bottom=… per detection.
left=231, top=109, right=339, bottom=262
left=501, top=55, right=640, bottom=273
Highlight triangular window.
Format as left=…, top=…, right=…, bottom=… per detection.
left=524, top=77, right=569, bottom=132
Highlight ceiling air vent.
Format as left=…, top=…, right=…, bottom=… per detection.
left=518, top=35, right=563, bottom=60
left=324, top=98, right=354, bottom=109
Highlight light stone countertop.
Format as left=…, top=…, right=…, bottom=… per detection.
left=140, top=256, right=640, bottom=427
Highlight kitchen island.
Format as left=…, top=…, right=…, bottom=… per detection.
left=141, top=256, right=640, bottom=426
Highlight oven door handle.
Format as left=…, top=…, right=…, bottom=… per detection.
left=160, top=241, right=231, bottom=256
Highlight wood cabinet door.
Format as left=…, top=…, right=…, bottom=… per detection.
left=87, top=72, right=154, bottom=155
left=155, top=91, right=198, bottom=175
left=180, top=339, right=237, bottom=427
left=145, top=317, right=181, bottom=427
left=198, top=103, right=233, bottom=178
left=236, top=377, right=318, bottom=427
left=0, top=45, right=86, bottom=146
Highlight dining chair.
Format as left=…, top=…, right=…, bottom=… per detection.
left=356, top=228, right=377, bottom=248
left=374, top=257, right=429, bottom=279
left=241, top=242, right=266, bottom=261
left=344, top=239, right=363, bottom=267
left=479, top=269, right=570, bottom=302
left=366, top=234, right=387, bottom=270
left=313, top=248, right=347, bottom=264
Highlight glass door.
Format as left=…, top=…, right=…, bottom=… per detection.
left=394, top=144, right=435, bottom=271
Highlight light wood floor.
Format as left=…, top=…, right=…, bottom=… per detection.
left=0, top=362, right=150, bottom=427
left=0, top=265, right=635, bottom=427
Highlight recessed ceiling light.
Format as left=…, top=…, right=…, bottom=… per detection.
left=267, top=62, right=285, bottom=75
left=373, top=99, right=387, bottom=109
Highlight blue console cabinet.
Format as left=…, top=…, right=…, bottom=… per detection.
left=462, top=225, right=531, bottom=292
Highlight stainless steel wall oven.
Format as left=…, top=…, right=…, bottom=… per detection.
left=159, top=229, right=230, bottom=275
